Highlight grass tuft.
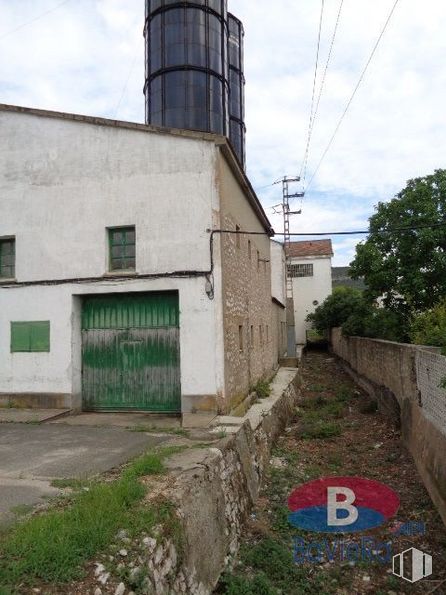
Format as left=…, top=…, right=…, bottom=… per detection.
left=254, top=379, right=272, bottom=399
left=219, top=572, right=276, bottom=594
left=335, top=385, right=354, bottom=402
left=300, top=420, right=342, bottom=440
left=50, top=478, right=91, bottom=490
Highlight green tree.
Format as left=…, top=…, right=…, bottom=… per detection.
left=342, top=306, right=407, bottom=342
left=306, top=286, right=365, bottom=333
left=409, top=299, right=446, bottom=353
left=350, top=169, right=446, bottom=312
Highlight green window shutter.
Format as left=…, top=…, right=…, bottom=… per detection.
left=11, top=321, right=50, bottom=352
left=11, top=322, right=31, bottom=352
left=30, top=321, right=50, bottom=352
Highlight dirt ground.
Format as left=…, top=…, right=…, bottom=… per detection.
left=216, top=350, right=446, bottom=595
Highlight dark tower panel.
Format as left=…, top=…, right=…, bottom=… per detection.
left=228, top=13, right=246, bottom=169
left=144, top=0, right=229, bottom=136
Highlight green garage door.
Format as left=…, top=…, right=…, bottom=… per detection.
left=82, top=292, right=181, bottom=412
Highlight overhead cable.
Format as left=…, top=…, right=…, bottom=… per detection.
left=301, top=0, right=344, bottom=186
left=305, top=0, right=400, bottom=193
left=299, top=0, right=325, bottom=183
left=253, top=179, right=284, bottom=193
left=0, top=0, right=71, bottom=42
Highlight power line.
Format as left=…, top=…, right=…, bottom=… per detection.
left=211, top=221, right=446, bottom=238
left=254, top=179, right=283, bottom=192
left=114, top=45, right=140, bottom=119
left=305, top=0, right=400, bottom=193
left=299, top=0, right=325, bottom=182
left=0, top=0, right=71, bottom=42
left=302, top=0, right=344, bottom=185
left=275, top=220, right=446, bottom=237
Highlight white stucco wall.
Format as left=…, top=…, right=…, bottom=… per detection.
left=0, top=279, right=219, bottom=411
left=0, top=109, right=225, bottom=409
left=270, top=240, right=286, bottom=306
left=292, top=256, right=332, bottom=344
left=0, top=110, right=216, bottom=280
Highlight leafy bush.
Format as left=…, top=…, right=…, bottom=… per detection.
left=409, top=299, right=446, bottom=353
left=308, top=286, right=407, bottom=343
left=306, top=286, right=365, bottom=332
left=342, top=307, right=408, bottom=342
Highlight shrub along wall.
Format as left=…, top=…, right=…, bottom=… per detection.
left=330, top=328, right=446, bottom=527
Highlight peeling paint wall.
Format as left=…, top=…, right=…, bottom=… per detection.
left=0, top=109, right=225, bottom=411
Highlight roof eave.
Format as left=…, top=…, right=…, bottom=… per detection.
left=216, top=139, right=274, bottom=236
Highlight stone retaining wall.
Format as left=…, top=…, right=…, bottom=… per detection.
left=330, top=328, right=446, bottom=528
left=141, top=368, right=301, bottom=594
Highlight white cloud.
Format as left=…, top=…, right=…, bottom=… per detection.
left=1, top=0, right=445, bottom=264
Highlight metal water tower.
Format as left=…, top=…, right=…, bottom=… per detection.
left=228, top=13, right=246, bottom=169
left=144, top=0, right=246, bottom=168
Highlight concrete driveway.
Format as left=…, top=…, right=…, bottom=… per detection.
left=0, top=423, right=169, bottom=525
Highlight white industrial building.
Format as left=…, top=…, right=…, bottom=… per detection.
left=0, top=104, right=286, bottom=423
left=287, top=240, right=333, bottom=345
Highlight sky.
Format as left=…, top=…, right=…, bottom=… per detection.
left=1, top=0, right=445, bottom=265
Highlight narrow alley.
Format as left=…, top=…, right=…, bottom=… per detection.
left=217, top=351, right=446, bottom=594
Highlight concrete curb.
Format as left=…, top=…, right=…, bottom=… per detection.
left=142, top=367, right=301, bottom=594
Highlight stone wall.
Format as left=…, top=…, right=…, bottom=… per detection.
left=330, top=328, right=446, bottom=527
left=218, top=155, right=276, bottom=413
left=138, top=368, right=300, bottom=594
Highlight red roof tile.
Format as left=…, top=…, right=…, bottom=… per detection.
left=286, top=239, right=333, bottom=258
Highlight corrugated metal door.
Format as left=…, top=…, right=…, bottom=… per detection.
left=82, top=292, right=181, bottom=412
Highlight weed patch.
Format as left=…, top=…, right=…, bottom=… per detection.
left=298, top=397, right=344, bottom=421
left=50, top=478, right=91, bottom=490
left=0, top=447, right=183, bottom=591
left=219, top=572, right=276, bottom=594
left=300, top=420, right=342, bottom=440
left=335, top=385, right=354, bottom=402
left=254, top=379, right=272, bottom=399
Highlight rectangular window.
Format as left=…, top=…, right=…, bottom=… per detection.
left=11, top=321, right=50, bottom=352
left=248, top=240, right=251, bottom=260
left=288, top=263, right=314, bottom=278
left=109, top=226, right=136, bottom=271
left=238, top=324, right=244, bottom=352
left=0, top=237, right=15, bottom=279
left=236, top=225, right=241, bottom=248
left=257, top=250, right=260, bottom=271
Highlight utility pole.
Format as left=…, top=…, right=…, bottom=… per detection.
left=282, top=176, right=304, bottom=357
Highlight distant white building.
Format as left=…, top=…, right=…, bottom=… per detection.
left=286, top=240, right=333, bottom=345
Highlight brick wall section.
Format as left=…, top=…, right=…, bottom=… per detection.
left=330, top=328, right=446, bottom=527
